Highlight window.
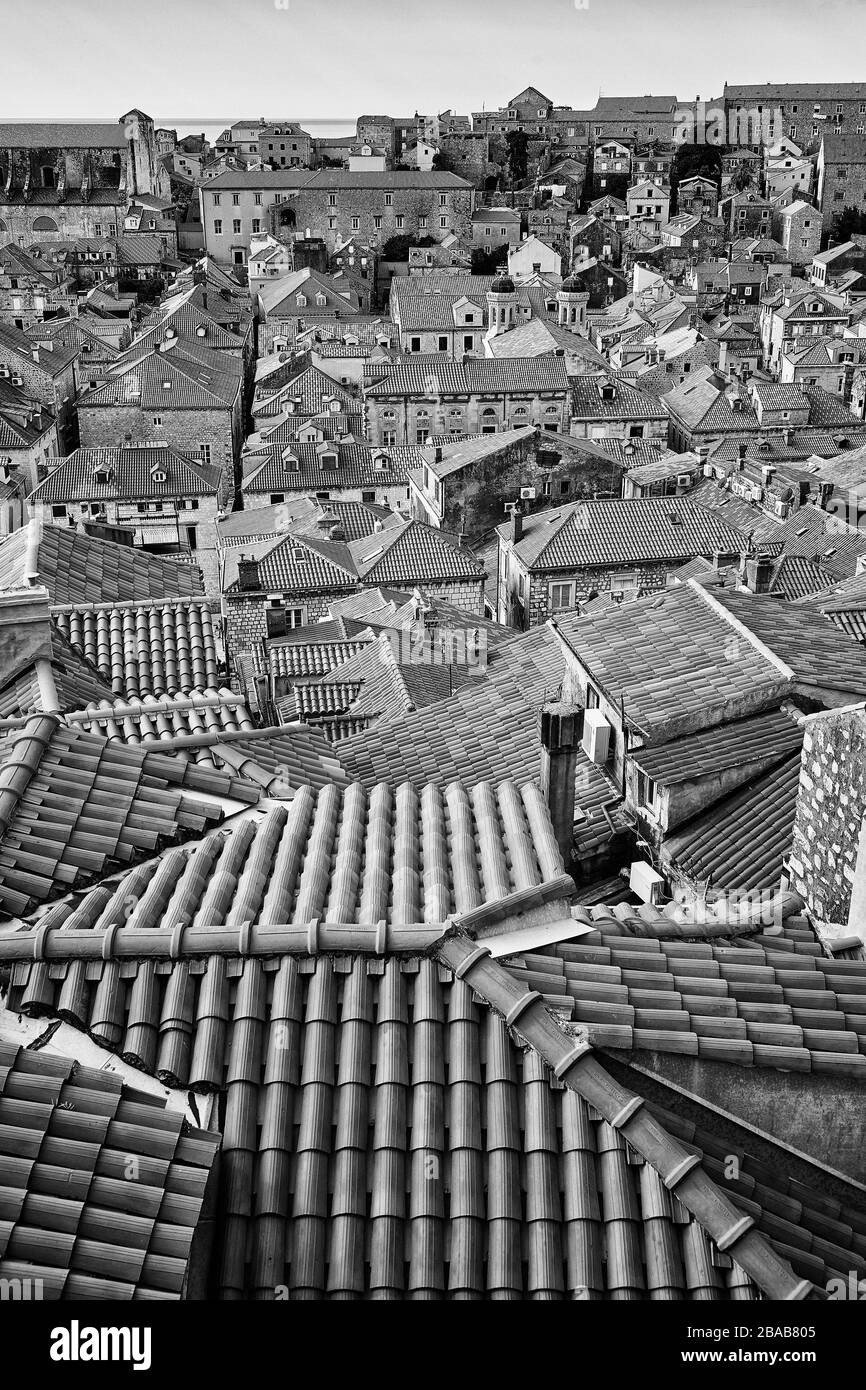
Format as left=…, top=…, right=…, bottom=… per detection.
left=438, top=336, right=448, bottom=351
left=252, top=218, right=261, bottom=233
left=153, top=415, right=162, bottom=427
left=383, top=429, right=396, bottom=445
left=419, top=216, right=427, bottom=229
left=385, top=193, right=393, bottom=206
left=328, top=194, right=337, bottom=207
left=213, top=194, right=221, bottom=206
left=637, top=771, right=660, bottom=814
left=51, top=504, right=66, bottom=518
left=233, top=219, right=241, bottom=234
left=549, top=581, right=575, bottom=611
left=374, top=215, right=382, bottom=229
left=255, top=193, right=262, bottom=205
left=440, top=216, right=448, bottom=230
left=463, top=334, right=473, bottom=351
left=410, top=336, right=421, bottom=352
left=199, top=443, right=211, bottom=465
left=232, top=193, right=240, bottom=205
left=214, top=219, right=223, bottom=234
left=396, top=215, right=405, bottom=229
left=439, top=194, right=447, bottom=207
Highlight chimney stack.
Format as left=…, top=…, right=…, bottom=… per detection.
left=511, top=500, right=524, bottom=543
left=539, top=701, right=585, bottom=867
left=237, top=555, right=261, bottom=591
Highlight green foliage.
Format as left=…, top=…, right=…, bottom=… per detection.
left=505, top=130, right=529, bottom=184
left=381, top=234, right=413, bottom=260
left=832, top=206, right=866, bottom=241
left=471, top=244, right=508, bottom=275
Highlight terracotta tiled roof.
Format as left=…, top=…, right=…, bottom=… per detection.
left=82, top=351, right=241, bottom=412
left=269, top=637, right=372, bottom=679
left=506, top=902, right=866, bottom=1072
left=55, top=600, right=220, bottom=698
left=32, top=446, right=221, bottom=503
left=1, top=929, right=858, bottom=1298
left=63, top=690, right=255, bottom=751
left=630, top=709, right=803, bottom=784
left=660, top=752, right=802, bottom=892
left=0, top=522, right=204, bottom=604
left=499, top=498, right=747, bottom=571
left=349, top=517, right=486, bottom=586
left=365, top=357, right=570, bottom=397
left=0, top=622, right=114, bottom=719
left=554, top=582, right=866, bottom=737
left=0, top=715, right=245, bottom=916
left=0, top=1037, right=220, bottom=1298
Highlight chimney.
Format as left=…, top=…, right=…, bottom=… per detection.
left=539, top=701, right=585, bottom=867
left=511, top=500, right=524, bottom=543
left=744, top=554, right=774, bottom=593
left=237, top=555, right=261, bottom=591
left=31, top=348, right=39, bottom=364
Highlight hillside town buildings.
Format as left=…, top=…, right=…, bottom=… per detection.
left=3, top=67, right=866, bottom=1325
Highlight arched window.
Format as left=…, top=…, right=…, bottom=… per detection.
left=545, top=405, right=559, bottom=415
left=32, top=216, right=58, bottom=232
left=481, top=407, right=496, bottom=417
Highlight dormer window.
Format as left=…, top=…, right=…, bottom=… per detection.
left=374, top=453, right=389, bottom=472
left=600, top=383, right=616, bottom=401
left=320, top=451, right=338, bottom=470
left=316, top=293, right=326, bottom=306
left=283, top=451, right=300, bottom=471
left=291, top=546, right=307, bottom=560
left=93, top=467, right=112, bottom=485
left=296, top=294, right=307, bottom=306
left=151, top=469, right=167, bottom=483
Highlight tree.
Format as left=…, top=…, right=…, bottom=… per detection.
left=832, top=206, right=866, bottom=241
left=670, top=142, right=722, bottom=213
left=505, top=130, right=529, bottom=185
left=431, top=151, right=447, bottom=171
left=592, top=172, right=628, bottom=204
left=381, top=234, right=413, bottom=260
left=471, top=245, right=508, bottom=275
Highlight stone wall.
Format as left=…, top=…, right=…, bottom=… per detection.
left=291, top=182, right=475, bottom=256
left=789, top=706, right=866, bottom=921
left=77, top=401, right=240, bottom=504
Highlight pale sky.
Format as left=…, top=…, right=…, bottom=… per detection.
left=4, top=0, right=866, bottom=122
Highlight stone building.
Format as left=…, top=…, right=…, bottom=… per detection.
left=291, top=170, right=475, bottom=256
left=76, top=341, right=244, bottom=504
left=789, top=705, right=866, bottom=930
left=29, top=443, right=225, bottom=594
left=223, top=512, right=485, bottom=662
left=817, top=133, right=866, bottom=227
left=723, top=83, right=866, bottom=153
left=0, top=111, right=169, bottom=244
left=0, top=323, right=78, bottom=452
left=773, top=199, right=823, bottom=267
left=496, top=497, right=746, bottom=628
left=408, top=427, right=627, bottom=540
left=364, top=356, right=572, bottom=445
left=257, top=123, right=313, bottom=169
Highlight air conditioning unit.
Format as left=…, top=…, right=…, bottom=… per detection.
left=0, top=366, right=9, bottom=378
left=582, top=708, right=611, bottom=764
left=520, top=486, right=536, bottom=500
left=676, top=473, right=692, bottom=487
left=629, top=860, right=666, bottom=905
